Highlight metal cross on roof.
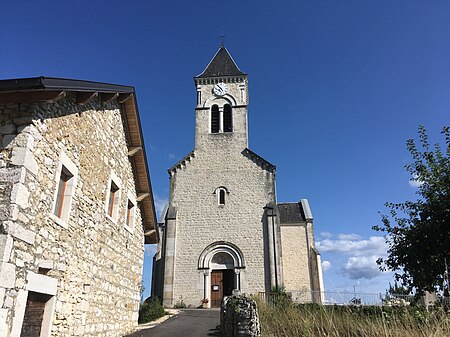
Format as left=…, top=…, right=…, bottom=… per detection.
left=220, top=30, right=226, bottom=47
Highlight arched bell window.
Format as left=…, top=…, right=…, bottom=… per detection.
left=211, top=105, right=220, bottom=133
left=223, top=104, right=232, bottom=132
left=210, top=104, right=233, bottom=134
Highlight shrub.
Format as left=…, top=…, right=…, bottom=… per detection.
left=138, top=297, right=166, bottom=324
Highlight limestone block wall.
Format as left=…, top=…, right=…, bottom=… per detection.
left=0, top=96, right=144, bottom=337
left=167, top=135, right=276, bottom=307
left=280, top=224, right=312, bottom=291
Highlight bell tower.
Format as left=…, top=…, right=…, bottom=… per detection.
left=194, top=46, right=249, bottom=150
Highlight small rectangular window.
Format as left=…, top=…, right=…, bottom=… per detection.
left=51, top=152, right=78, bottom=228
left=108, top=181, right=119, bottom=218
left=125, top=199, right=135, bottom=230
left=54, top=166, right=74, bottom=219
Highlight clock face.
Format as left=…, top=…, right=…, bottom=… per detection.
left=213, top=83, right=228, bottom=96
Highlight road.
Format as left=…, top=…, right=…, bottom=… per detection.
left=126, top=309, right=221, bottom=337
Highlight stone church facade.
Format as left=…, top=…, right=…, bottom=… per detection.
left=153, top=47, right=324, bottom=308
left=0, top=77, right=157, bottom=337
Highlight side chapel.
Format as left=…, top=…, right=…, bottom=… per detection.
left=152, top=46, right=324, bottom=308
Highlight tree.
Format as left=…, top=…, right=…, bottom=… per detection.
left=373, top=126, right=450, bottom=294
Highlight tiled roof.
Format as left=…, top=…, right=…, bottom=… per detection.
left=277, top=202, right=306, bottom=223
left=195, top=47, right=246, bottom=78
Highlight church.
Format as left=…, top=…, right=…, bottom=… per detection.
left=152, top=46, right=324, bottom=308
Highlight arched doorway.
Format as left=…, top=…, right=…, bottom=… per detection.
left=198, top=242, right=245, bottom=308
left=210, top=252, right=234, bottom=307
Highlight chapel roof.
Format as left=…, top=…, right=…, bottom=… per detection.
left=277, top=200, right=313, bottom=224
left=0, top=76, right=158, bottom=244
left=195, top=46, right=246, bottom=78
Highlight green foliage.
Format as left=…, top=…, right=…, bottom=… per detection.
left=138, top=297, right=166, bottom=324
left=373, top=125, right=450, bottom=293
left=267, top=287, right=292, bottom=309
left=386, top=281, right=411, bottom=296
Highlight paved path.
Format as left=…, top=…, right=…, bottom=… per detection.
left=126, top=309, right=221, bottom=337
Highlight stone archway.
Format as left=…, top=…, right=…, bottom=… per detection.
left=198, top=242, right=245, bottom=308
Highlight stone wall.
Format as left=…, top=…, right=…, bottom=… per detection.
left=279, top=224, right=312, bottom=291
left=220, top=294, right=260, bottom=337
left=168, top=139, right=277, bottom=306
left=0, top=95, right=145, bottom=337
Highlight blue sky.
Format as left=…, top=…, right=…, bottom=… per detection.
left=2, top=1, right=449, bottom=300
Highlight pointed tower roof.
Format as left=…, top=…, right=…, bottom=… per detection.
left=195, top=46, right=246, bottom=78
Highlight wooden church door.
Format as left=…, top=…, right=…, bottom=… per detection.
left=210, top=270, right=223, bottom=307
left=211, top=270, right=235, bottom=307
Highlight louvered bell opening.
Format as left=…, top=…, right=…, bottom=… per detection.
left=223, top=104, right=232, bottom=132
left=211, top=105, right=220, bottom=133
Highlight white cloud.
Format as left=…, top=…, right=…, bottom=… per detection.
left=316, top=235, right=387, bottom=257
left=409, top=174, right=424, bottom=188
left=168, top=153, right=178, bottom=160
left=409, top=180, right=424, bottom=188
left=322, top=260, right=331, bottom=272
left=342, top=256, right=384, bottom=280
left=153, top=194, right=168, bottom=220
left=320, top=231, right=334, bottom=239
left=317, top=233, right=389, bottom=281
left=337, top=233, right=361, bottom=240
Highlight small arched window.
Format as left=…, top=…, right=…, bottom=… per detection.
left=214, top=186, right=228, bottom=206
left=211, top=105, right=220, bottom=133
left=223, top=104, right=232, bottom=132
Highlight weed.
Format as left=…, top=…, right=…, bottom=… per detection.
left=254, top=297, right=450, bottom=337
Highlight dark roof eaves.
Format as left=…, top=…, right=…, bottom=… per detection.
left=194, top=73, right=248, bottom=81
left=0, top=76, right=135, bottom=93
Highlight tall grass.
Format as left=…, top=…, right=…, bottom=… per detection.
left=255, top=298, right=450, bottom=337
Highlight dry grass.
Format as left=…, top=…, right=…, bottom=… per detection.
left=255, top=298, right=450, bottom=337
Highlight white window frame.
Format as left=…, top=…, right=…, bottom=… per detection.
left=214, top=186, right=228, bottom=207
left=210, top=104, right=232, bottom=133
left=10, top=272, right=57, bottom=337
left=49, top=151, right=78, bottom=229
left=105, top=171, right=122, bottom=223
left=124, top=192, right=136, bottom=233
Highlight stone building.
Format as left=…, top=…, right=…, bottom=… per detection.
left=0, top=77, right=157, bottom=337
left=152, top=46, right=324, bottom=308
